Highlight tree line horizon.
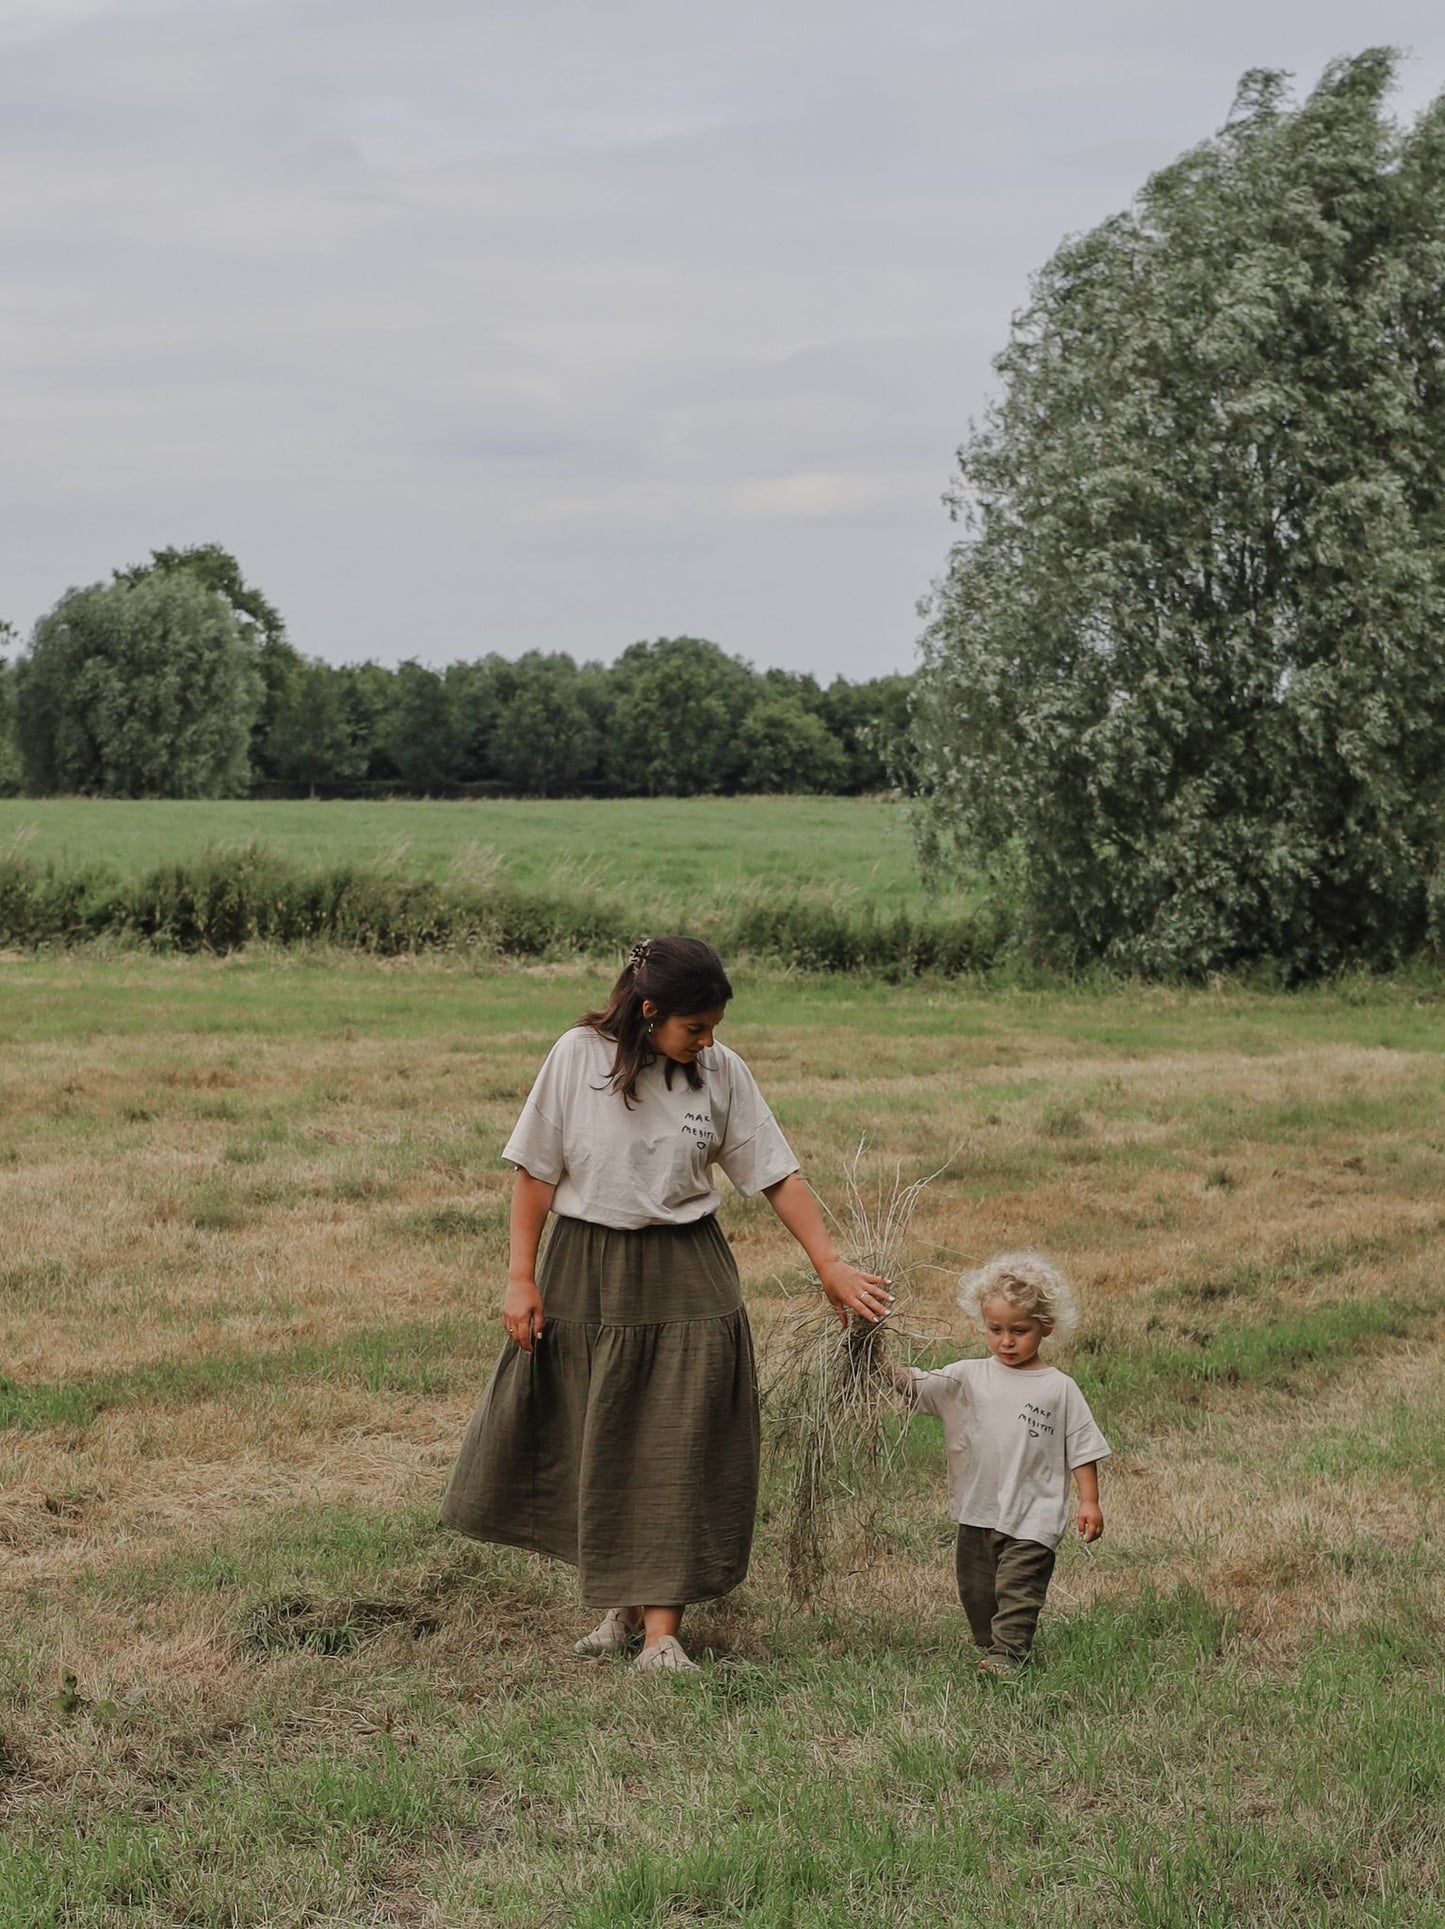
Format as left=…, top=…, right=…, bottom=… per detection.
left=0, top=553, right=912, bottom=802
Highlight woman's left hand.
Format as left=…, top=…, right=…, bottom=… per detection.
left=819, top=1261, right=894, bottom=1329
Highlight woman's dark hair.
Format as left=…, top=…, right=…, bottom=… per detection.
left=580, top=936, right=733, bottom=1105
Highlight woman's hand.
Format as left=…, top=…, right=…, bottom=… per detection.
left=504, top=1170, right=556, bottom=1354
left=762, top=1175, right=895, bottom=1330
left=503, top=1275, right=545, bottom=1353
left=819, top=1259, right=894, bottom=1330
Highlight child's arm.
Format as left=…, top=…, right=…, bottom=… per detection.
left=871, top=1330, right=917, bottom=1399
left=1073, top=1461, right=1104, bottom=1542
left=881, top=1347, right=914, bottom=1398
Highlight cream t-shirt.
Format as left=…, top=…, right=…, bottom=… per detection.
left=502, top=1026, right=800, bottom=1230
left=909, top=1358, right=1110, bottom=1550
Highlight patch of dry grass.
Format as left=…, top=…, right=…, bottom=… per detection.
left=1, top=954, right=1441, bottom=1924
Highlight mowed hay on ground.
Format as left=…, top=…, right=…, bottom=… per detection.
left=1, top=953, right=1442, bottom=1927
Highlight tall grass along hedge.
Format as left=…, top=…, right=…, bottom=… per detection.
left=0, top=844, right=998, bottom=976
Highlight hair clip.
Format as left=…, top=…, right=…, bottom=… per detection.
left=629, top=941, right=651, bottom=972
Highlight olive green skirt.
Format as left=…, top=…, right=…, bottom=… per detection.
left=440, top=1214, right=759, bottom=1605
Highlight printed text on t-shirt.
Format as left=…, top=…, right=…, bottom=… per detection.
left=1019, top=1403, right=1055, bottom=1439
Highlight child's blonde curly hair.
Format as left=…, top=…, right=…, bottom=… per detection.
left=957, top=1251, right=1080, bottom=1343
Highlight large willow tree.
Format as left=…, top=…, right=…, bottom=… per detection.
left=913, top=52, right=1445, bottom=975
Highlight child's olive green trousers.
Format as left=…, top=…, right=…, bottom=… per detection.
left=955, top=1525, right=1057, bottom=1662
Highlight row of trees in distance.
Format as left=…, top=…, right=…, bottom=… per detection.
left=0, top=548, right=912, bottom=799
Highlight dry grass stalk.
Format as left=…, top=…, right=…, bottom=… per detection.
left=765, top=1141, right=951, bottom=1609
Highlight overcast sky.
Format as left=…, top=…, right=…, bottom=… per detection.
left=3, top=3, right=1443, bottom=681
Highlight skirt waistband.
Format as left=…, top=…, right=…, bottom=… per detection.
left=538, top=1212, right=742, bottom=1326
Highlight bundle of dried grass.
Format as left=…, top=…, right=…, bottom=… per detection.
left=763, top=1141, right=950, bottom=1608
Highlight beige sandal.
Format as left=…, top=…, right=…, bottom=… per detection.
left=574, top=1609, right=644, bottom=1658
left=632, top=1635, right=699, bottom=1673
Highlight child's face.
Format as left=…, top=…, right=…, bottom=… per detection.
left=982, top=1295, right=1051, bottom=1369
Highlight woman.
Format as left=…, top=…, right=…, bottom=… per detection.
left=441, top=936, right=891, bottom=1670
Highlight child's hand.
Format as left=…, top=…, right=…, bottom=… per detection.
left=876, top=1340, right=916, bottom=1397
left=1077, top=1501, right=1104, bottom=1543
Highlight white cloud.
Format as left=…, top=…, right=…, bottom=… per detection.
left=725, top=473, right=925, bottom=523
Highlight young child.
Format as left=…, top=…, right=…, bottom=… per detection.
left=891, top=1252, right=1109, bottom=1677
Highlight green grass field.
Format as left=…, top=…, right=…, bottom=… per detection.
left=0, top=796, right=935, bottom=906
left=2, top=950, right=1442, bottom=1925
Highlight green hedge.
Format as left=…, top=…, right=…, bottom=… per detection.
left=0, top=845, right=1001, bottom=977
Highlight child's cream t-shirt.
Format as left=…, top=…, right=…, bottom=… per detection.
left=503, top=1026, right=799, bottom=1229
left=908, top=1358, right=1110, bottom=1550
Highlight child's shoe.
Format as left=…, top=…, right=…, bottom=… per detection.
left=978, top=1651, right=1027, bottom=1679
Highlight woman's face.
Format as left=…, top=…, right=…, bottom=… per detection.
left=644, top=1003, right=727, bottom=1067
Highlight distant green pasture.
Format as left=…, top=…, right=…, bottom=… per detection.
left=0, top=795, right=935, bottom=905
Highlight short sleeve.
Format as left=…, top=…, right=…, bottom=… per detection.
left=500, top=1035, right=572, bottom=1184
left=1064, top=1382, right=1111, bottom=1469
left=909, top=1362, right=970, bottom=1420
left=713, top=1050, right=799, bottom=1197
